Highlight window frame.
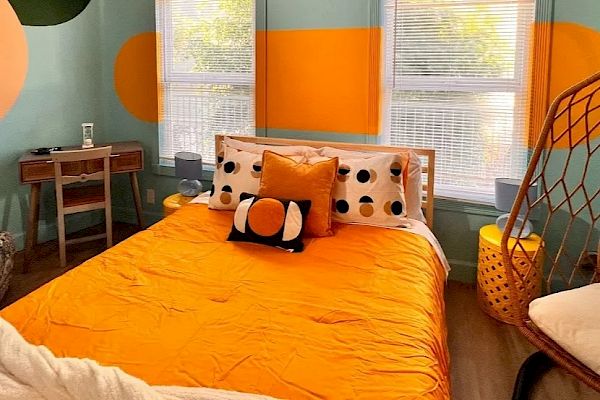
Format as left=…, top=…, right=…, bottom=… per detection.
left=156, top=0, right=256, bottom=167
left=380, top=0, right=536, bottom=203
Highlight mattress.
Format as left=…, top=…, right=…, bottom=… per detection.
left=1, top=204, right=450, bottom=399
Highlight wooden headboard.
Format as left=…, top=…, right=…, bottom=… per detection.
left=215, top=135, right=436, bottom=227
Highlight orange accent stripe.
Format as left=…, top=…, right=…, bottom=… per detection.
left=368, top=27, right=381, bottom=136
left=527, top=21, right=553, bottom=148
left=257, top=28, right=381, bottom=135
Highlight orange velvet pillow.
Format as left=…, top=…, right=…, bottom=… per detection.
left=259, top=151, right=339, bottom=237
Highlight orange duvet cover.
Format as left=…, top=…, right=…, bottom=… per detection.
left=1, top=204, right=449, bottom=399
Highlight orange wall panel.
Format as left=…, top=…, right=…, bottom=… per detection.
left=258, top=28, right=380, bottom=135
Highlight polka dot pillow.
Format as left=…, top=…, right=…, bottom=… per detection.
left=228, top=194, right=312, bottom=253
left=209, top=143, right=322, bottom=210
left=332, top=153, right=408, bottom=227
left=208, top=145, right=263, bottom=210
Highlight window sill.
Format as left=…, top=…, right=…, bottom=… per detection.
left=152, top=163, right=215, bottom=182
left=434, top=197, right=501, bottom=218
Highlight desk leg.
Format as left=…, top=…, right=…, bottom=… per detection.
left=129, top=172, right=144, bottom=228
left=23, top=183, right=41, bottom=274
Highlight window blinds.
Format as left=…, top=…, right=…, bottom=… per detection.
left=156, top=0, right=255, bottom=165
left=383, top=0, right=536, bottom=203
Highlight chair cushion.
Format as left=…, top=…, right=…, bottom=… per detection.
left=528, top=283, right=600, bottom=375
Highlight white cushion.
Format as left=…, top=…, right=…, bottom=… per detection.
left=223, top=137, right=318, bottom=157
left=209, top=146, right=263, bottom=210
left=209, top=141, right=316, bottom=210
left=528, top=283, right=600, bottom=375
left=329, top=153, right=408, bottom=227
left=318, top=147, right=425, bottom=223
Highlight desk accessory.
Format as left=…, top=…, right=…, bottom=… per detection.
left=31, top=147, right=62, bottom=155
left=82, top=123, right=94, bottom=148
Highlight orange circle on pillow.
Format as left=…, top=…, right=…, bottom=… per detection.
left=248, top=199, right=286, bottom=237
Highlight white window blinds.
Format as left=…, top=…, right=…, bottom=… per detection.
left=383, top=0, right=536, bottom=203
left=156, top=0, right=256, bottom=165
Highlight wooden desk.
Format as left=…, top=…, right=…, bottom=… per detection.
left=19, top=141, right=144, bottom=271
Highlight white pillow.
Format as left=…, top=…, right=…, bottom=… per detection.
left=330, top=153, right=408, bottom=227
left=223, top=137, right=318, bottom=158
left=209, top=140, right=314, bottom=210
left=318, top=147, right=425, bottom=223
left=528, top=283, right=600, bottom=375
left=208, top=146, right=262, bottom=210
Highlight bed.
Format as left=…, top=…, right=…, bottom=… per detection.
left=1, top=138, right=450, bottom=400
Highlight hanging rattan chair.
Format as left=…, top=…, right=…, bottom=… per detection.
left=502, top=72, right=600, bottom=399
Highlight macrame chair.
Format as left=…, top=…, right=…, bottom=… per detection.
left=501, top=71, right=600, bottom=399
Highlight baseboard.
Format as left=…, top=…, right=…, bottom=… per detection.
left=447, top=259, right=478, bottom=283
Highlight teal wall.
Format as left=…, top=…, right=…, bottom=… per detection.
left=2, top=0, right=600, bottom=284
left=0, top=1, right=105, bottom=250
left=97, top=0, right=170, bottom=226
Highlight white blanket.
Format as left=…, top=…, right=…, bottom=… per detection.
left=0, top=317, right=277, bottom=400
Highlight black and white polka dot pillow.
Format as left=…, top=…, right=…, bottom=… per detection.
left=331, top=154, right=408, bottom=227
left=208, top=145, right=310, bottom=210
left=208, top=146, right=263, bottom=210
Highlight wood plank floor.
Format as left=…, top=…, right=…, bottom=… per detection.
left=1, top=223, right=598, bottom=400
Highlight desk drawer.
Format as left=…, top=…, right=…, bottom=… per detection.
left=20, top=161, right=82, bottom=183
left=86, top=152, right=142, bottom=173
left=20, top=151, right=143, bottom=183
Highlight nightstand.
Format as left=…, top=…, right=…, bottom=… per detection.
left=477, top=224, right=544, bottom=325
left=163, top=193, right=194, bottom=217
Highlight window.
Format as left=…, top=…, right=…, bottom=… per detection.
left=383, top=0, right=536, bottom=203
left=156, top=0, right=255, bottom=166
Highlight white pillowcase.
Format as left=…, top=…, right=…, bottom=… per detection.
left=318, top=147, right=425, bottom=223
left=208, top=146, right=262, bottom=210
left=212, top=138, right=426, bottom=222
left=329, top=153, right=408, bottom=227
left=209, top=139, right=313, bottom=210
left=223, top=137, right=318, bottom=159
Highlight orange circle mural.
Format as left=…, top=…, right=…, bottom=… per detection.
left=114, top=32, right=162, bottom=123
left=0, top=0, right=28, bottom=119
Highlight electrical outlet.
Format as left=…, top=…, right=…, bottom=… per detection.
left=146, top=189, right=155, bottom=205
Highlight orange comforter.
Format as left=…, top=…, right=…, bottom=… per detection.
left=1, top=204, right=449, bottom=399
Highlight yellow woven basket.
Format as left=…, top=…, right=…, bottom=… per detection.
left=477, top=225, right=544, bottom=325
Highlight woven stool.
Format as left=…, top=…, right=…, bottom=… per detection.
left=477, top=225, right=544, bottom=325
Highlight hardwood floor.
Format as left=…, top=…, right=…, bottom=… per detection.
left=0, top=222, right=139, bottom=307
left=447, top=281, right=599, bottom=400
left=1, top=223, right=598, bottom=400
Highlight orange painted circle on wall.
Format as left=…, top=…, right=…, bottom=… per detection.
left=114, top=32, right=162, bottom=123
left=546, top=22, right=600, bottom=148
left=0, top=0, right=28, bottom=119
